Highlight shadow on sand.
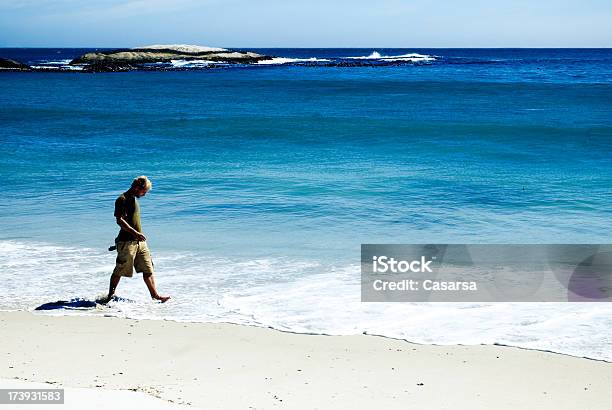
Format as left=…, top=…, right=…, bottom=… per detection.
left=34, top=296, right=133, bottom=311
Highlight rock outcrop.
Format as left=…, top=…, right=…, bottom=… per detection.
left=70, top=44, right=269, bottom=71
left=0, top=58, right=31, bottom=70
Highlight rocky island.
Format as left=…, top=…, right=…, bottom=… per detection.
left=0, top=44, right=272, bottom=72
left=69, top=44, right=270, bottom=71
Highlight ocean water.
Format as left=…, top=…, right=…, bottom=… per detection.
left=1, top=48, right=611, bottom=360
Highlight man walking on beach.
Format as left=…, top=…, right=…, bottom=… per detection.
left=104, top=176, right=170, bottom=303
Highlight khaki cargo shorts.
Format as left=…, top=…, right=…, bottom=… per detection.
left=113, top=241, right=154, bottom=277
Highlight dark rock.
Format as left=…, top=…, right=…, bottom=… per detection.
left=0, top=57, right=30, bottom=70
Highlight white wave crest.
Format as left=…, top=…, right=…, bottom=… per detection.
left=170, top=59, right=218, bottom=68
left=347, top=51, right=436, bottom=62
left=256, top=57, right=331, bottom=65
left=37, top=59, right=73, bottom=65
left=30, top=65, right=84, bottom=71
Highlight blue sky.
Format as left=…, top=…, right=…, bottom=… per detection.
left=1, top=0, right=610, bottom=47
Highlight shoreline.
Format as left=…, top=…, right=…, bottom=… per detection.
left=2, top=311, right=611, bottom=409
left=4, top=307, right=610, bottom=364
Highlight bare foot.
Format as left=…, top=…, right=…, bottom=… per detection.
left=97, top=295, right=113, bottom=305
left=153, top=295, right=171, bottom=303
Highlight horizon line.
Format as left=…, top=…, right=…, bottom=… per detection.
left=1, top=46, right=611, bottom=49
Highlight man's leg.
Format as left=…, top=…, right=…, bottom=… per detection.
left=137, top=242, right=170, bottom=302
left=143, top=272, right=170, bottom=302
left=102, top=241, right=136, bottom=303
left=100, top=273, right=121, bottom=304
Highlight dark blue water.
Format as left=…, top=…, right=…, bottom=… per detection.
left=1, top=49, right=612, bottom=359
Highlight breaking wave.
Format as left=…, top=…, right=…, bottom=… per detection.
left=347, top=51, right=436, bottom=62
left=256, top=57, right=331, bottom=65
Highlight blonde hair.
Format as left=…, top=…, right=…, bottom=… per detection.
left=131, top=175, right=152, bottom=190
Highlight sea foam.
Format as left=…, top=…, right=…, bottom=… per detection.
left=256, top=57, right=331, bottom=65
left=1, top=239, right=611, bottom=362
left=170, top=59, right=218, bottom=68
left=347, top=51, right=436, bottom=62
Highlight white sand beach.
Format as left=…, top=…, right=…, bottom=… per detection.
left=0, top=378, right=195, bottom=410
left=1, top=311, right=611, bottom=409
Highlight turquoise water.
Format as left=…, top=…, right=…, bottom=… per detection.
left=1, top=48, right=612, bottom=360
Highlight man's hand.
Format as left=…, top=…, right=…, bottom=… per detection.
left=116, top=217, right=146, bottom=242
left=134, top=232, right=147, bottom=242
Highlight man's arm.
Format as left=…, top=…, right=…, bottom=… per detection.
left=116, top=217, right=146, bottom=241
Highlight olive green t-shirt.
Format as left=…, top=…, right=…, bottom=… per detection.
left=114, top=192, right=142, bottom=242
